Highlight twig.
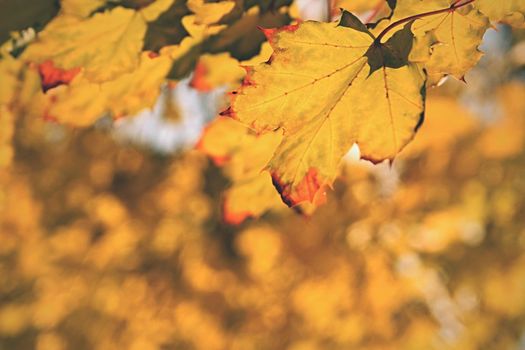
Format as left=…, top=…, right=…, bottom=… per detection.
left=375, top=0, right=475, bottom=43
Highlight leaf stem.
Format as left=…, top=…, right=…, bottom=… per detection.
left=375, top=0, right=476, bottom=43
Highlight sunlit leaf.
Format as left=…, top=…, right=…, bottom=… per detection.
left=23, top=6, right=149, bottom=83
left=197, top=117, right=284, bottom=223
left=226, top=15, right=425, bottom=206
left=475, top=0, right=525, bottom=27
left=378, top=0, right=489, bottom=84
left=42, top=50, right=174, bottom=125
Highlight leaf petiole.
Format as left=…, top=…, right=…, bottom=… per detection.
left=374, top=0, right=476, bottom=43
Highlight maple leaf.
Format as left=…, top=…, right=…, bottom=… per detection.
left=197, top=117, right=285, bottom=224
left=225, top=12, right=425, bottom=206
left=22, top=1, right=174, bottom=83
left=41, top=50, right=174, bottom=126
left=475, top=0, right=525, bottom=27
left=190, top=53, right=245, bottom=91
left=377, top=0, right=489, bottom=84
left=190, top=41, right=274, bottom=92
left=167, top=5, right=291, bottom=80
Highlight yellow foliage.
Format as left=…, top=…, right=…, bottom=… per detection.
left=23, top=7, right=148, bottom=83
left=229, top=19, right=425, bottom=206
left=187, top=0, right=236, bottom=25
left=476, top=0, right=525, bottom=27
left=198, top=117, right=284, bottom=223
left=374, top=0, right=489, bottom=84
left=1, top=2, right=525, bottom=350
left=191, top=52, right=245, bottom=90
left=42, top=50, right=174, bottom=125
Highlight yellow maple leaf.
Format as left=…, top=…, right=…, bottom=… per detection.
left=42, top=50, right=174, bottom=126
left=226, top=14, right=425, bottom=206
left=418, top=6, right=489, bottom=83
left=23, top=2, right=173, bottom=83
left=375, top=0, right=489, bottom=84
left=190, top=53, right=245, bottom=91
left=475, top=0, right=525, bottom=27
left=197, top=117, right=284, bottom=224
left=189, top=41, right=274, bottom=92
left=165, top=4, right=291, bottom=81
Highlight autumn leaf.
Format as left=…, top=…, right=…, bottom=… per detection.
left=22, top=1, right=174, bottom=84
left=225, top=13, right=425, bottom=206
left=197, top=117, right=285, bottom=224
left=416, top=6, right=488, bottom=83
left=190, top=53, right=245, bottom=91
left=167, top=5, right=291, bottom=80
left=475, top=0, right=525, bottom=27
left=41, top=49, right=174, bottom=126
left=377, top=0, right=489, bottom=84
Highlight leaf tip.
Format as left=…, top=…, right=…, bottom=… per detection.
left=219, top=106, right=237, bottom=119
left=271, top=168, right=327, bottom=208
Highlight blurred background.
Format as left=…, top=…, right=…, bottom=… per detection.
left=1, top=0, right=525, bottom=349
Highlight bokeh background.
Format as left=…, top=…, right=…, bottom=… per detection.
left=1, top=1, right=525, bottom=349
